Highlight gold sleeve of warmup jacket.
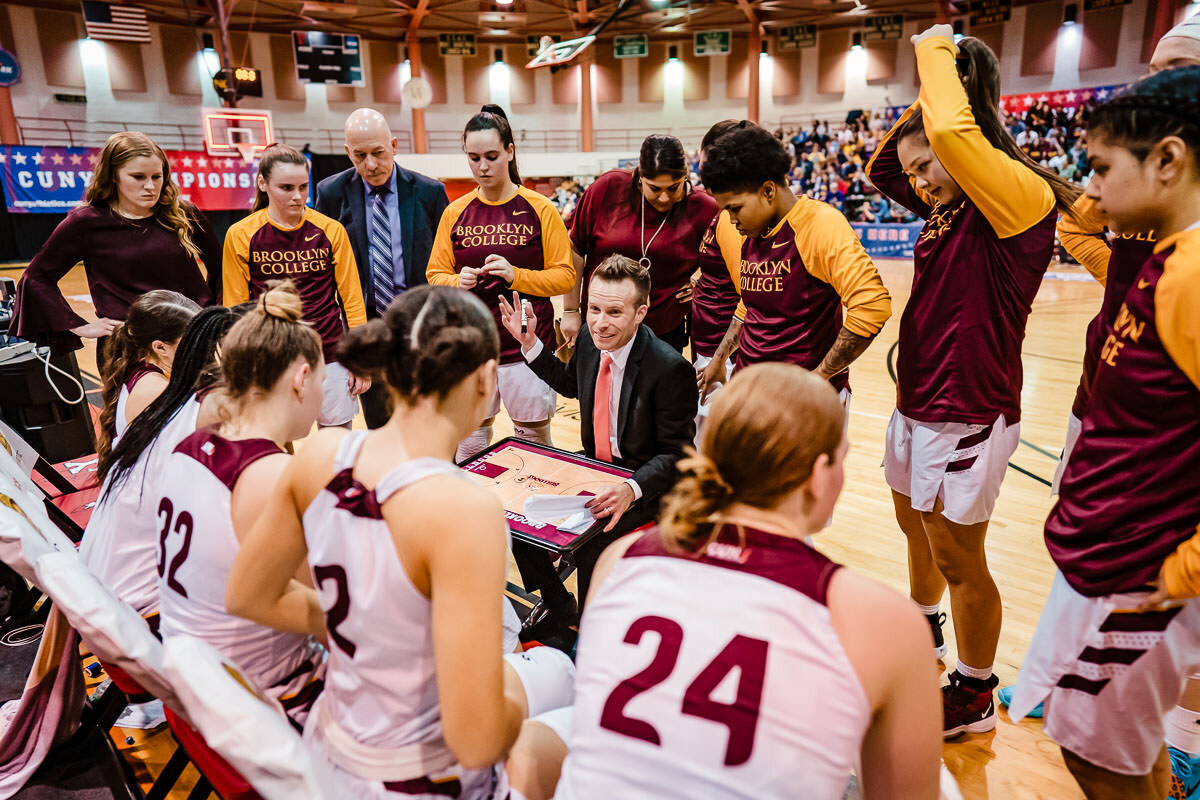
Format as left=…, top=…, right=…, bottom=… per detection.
left=916, top=35, right=1055, bottom=239
left=426, top=193, right=473, bottom=286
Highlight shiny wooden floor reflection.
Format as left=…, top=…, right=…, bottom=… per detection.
left=9, top=256, right=1104, bottom=799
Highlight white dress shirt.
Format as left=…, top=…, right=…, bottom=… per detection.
left=524, top=336, right=642, bottom=499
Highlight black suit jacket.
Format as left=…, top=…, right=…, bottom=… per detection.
left=528, top=325, right=697, bottom=506
left=315, top=165, right=449, bottom=314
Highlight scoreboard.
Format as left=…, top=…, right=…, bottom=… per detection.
left=292, top=31, right=364, bottom=86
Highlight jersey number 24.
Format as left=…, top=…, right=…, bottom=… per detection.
left=599, top=614, right=768, bottom=767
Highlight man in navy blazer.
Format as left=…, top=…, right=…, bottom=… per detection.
left=316, top=108, right=449, bottom=427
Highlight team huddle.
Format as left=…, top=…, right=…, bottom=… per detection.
left=9, top=21, right=1200, bottom=800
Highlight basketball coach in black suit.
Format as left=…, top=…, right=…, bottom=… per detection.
left=316, top=107, right=449, bottom=428
left=498, top=254, right=697, bottom=630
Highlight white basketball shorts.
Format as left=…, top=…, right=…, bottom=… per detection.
left=1050, top=412, right=1083, bottom=496
left=1010, top=571, right=1200, bottom=775
left=320, top=361, right=360, bottom=428
left=487, top=361, right=557, bottom=424
left=883, top=410, right=1019, bottom=526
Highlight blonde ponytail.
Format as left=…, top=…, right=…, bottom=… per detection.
left=658, top=364, right=844, bottom=553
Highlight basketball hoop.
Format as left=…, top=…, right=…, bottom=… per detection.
left=525, top=35, right=595, bottom=69
left=235, top=141, right=257, bottom=164
left=202, top=108, right=273, bottom=159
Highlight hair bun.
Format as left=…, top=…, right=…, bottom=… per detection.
left=480, top=104, right=509, bottom=121
left=258, top=279, right=304, bottom=323
left=678, top=451, right=734, bottom=502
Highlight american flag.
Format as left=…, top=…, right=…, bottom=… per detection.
left=81, top=2, right=151, bottom=44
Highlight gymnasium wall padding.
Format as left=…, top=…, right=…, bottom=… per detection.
left=1020, top=2, right=1060, bottom=76
left=161, top=26, right=203, bottom=97
left=369, top=40, right=404, bottom=105
left=816, top=29, right=848, bottom=95
left=1080, top=6, right=1125, bottom=71
left=35, top=10, right=84, bottom=91
left=866, top=39, right=898, bottom=83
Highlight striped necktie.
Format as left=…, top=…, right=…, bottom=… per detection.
left=369, top=185, right=395, bottom=315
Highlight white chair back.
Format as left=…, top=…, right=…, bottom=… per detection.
left=32, top=551, right=178, bottom=706
left=0, top=476, right=76, bottom=583
left=161, top=636, right=342, bottom=800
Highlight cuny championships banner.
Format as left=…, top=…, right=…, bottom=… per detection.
left=850, top=221, right=924, bottom=259
left=0, top=145, right=258, bottom=213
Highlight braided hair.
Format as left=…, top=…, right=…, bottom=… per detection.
left=99, top=305, right=244, bottom=490
left=1088, top=65, right=1200, bottom=161
left=337, top=285, right=499, bottom=404
left=658, top=363, right=844, bottom=551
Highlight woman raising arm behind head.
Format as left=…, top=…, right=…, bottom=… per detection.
left=226, top=286, right=574, bottom=799
left=864, top=25, right=1079, bottom=738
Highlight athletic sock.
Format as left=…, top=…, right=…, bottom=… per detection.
left=915, top=602, right=941, bottom=616
left=455, top=425, right=493, bottom=464
left=1166, top=704, right=1200, bottom=755
left=955, top=662, right=994, bottom=688
left=513, top=423, right=553, bottom=447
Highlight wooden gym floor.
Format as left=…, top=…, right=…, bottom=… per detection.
left=4, top=257, right=1102, bottom=799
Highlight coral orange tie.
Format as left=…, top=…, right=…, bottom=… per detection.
left=593, top=353, right=613, bottom=463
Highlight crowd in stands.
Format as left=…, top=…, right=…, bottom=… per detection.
left=550, top=95, right=1100, bottom=225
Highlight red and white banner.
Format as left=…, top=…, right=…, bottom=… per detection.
left=0, top=145, right=257, bottom=214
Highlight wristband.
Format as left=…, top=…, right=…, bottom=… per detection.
left=562, top=308, right=581, bottom=315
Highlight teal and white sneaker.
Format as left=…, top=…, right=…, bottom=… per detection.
left=995, top=685, right=1042, bottom=719
left=1170, top=746, right=1200, bottom=800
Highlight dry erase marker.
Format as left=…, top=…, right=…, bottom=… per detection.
left=521, top=300, right=529, bottom=334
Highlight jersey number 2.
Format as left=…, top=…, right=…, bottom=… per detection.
left=599, top=615, right=768, bottom=767
left=313, top=564, right=357, bottom=658
left=156, top=497, right=194, bottom=599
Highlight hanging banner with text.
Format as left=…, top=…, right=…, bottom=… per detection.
left=969, top=0, right=1012, bottom=26
left=0, top=146, right=258, bottom=213
left=850, top=222, right=924, bottom=259
left=694, top=29, right=731, bottom=56
left=613, top=34, right=648, bottom=58
left=863, top=15, right=903, bottom=41
left=778, top=25, right=816, bottom=50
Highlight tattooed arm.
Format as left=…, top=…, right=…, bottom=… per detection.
left=696, top=315, right=743, bottom=401
left=815, top=326, right=877, bottom=381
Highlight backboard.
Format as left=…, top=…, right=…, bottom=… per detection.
left=202, top=108, right=274, bottom=161
left=525, top=35, right=595, bottom=69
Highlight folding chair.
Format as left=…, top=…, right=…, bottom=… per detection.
left=33, top=552, right=177, bottom=707
left=0, top=474, right=78, bottom=583
left=161, top=636, right=342, bottom=800
left=31, top=551, right=203, bottom=800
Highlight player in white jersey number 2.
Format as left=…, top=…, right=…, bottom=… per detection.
left=227, top=286, right=574, bottom=800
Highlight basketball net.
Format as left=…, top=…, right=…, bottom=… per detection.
left=235, top=141, right=257, bottom=164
